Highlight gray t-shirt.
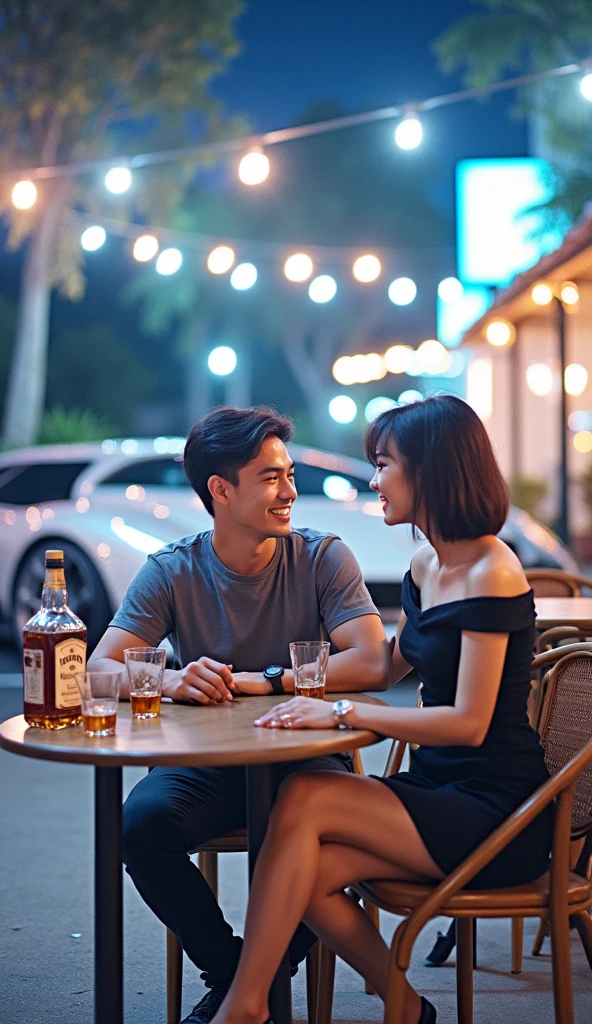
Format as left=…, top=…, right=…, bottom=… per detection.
left=110, top=527, right=379, bottom=671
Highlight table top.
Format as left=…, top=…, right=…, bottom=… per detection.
left=0, top=693, right=385, bottom=768
left=534, top=596, right=592, bottom=631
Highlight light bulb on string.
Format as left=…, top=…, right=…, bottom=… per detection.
left=133, top=235, right=159, bottom=262
left=560, top=282, right=579, bottom=307
left=80, top=226, right=106, bottom=252
left=207, top=246, right=235, bottom=275
left=352, top=254, right=381, bottom=283
left=230, top=263, right=257, bottom=290
left=394, top=115, right=423, bottom=150
left=328, top=395, right=357, bottom=424
left=309, top=275, right=337, bottom=303
left=384, top=344, right=414, bottom=374
left=485, top=319, right=516, bottom=348
left=284, top=253, right=313, bottom=282
left=105, top=166, right=132, bottom=194
left=12, top=180, right=37, bottom=209
left=155, top=248, right=182, bottom=275
left=208, top=346, right=237, bottom=376
left=580, top=73, right=592, bottom=101
left=364, top=397, right=397, bottom=423
left=532, top=283, right=553, bottom=306
left=437, top=277, right=464, bottom=303
left=388, top=277, right=417, bottom=306
left=238, top=149, right=270, bottom=186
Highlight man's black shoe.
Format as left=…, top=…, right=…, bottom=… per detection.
left=180, top=985, right=228, bottom=1024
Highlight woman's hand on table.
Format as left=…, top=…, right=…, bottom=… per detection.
left=254, top=696, right=340, bottom=729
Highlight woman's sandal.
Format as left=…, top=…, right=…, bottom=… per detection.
left=418, top=996, right=437, bottom=1023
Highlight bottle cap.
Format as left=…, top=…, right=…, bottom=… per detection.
left=45, top=549, right=64, bottom=567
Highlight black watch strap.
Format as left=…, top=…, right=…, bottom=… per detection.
left=269, top=674, right=284, bottom=695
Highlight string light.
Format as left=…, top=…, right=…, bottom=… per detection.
left=397, top=389, right=423, bottom=405
left=388, top=277, right=417, bottom=306
left=394, top=115, right=422, bottom=150
left=105, top=167, right=132, bottom=194
left=532, top=283, right=554, bottom=305
left=309, top=275, right=337, bottom=303
left=329, top=395, right=357, bottom=423
left=437, top=277, right=464, bottom=303
left=560, top=281, right=579, bottom=307
left=384, top=344, right=414, bottom=374
left=12, top=180, right=37, bottom=209
left=207, top=245, right=235, bottom=274
left=365, top=397, right=397, bottom=422
left=208, top=346, right=237, bottom=375
left=580, top=73, right=592, bottom=101
left=284, top=253, right=313, bottom=282
left=80, top=226, right=106, bottom=251
left=133, top=234, right=159, bottom=262
left=238, top=149, right=270, bottom=185
left=155, top=248, right=182, bottom=275
left=230, top=262, right=257, bottom=290
left=485, top=319, right=516, bottom=347
left=352, top=254, right=381, bottom=283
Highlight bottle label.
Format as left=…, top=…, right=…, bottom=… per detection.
left=23, top=650, right=44, bottom=704
left=54, top=638, right=86, bottom=709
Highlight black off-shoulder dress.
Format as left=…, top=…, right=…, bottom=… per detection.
left=376, top=571, right=554, bottom=888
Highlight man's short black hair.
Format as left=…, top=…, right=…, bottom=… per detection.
left=365, top=394, right=509, bottom=542
left=184, top=406, right=295, bottom=516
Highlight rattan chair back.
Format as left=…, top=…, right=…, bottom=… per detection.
left=526, top=569, right=582, bottom=597
left=538, top=649, right=592, bottom=839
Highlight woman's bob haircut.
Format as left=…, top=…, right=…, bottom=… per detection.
left=365, top=394, right=509, bottom=542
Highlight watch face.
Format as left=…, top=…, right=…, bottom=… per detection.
left=265, top=665, right=283, bottom=678
left=333, top=699, right=352, bottom=714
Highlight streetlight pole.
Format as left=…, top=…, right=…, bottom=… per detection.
left=555, top=297, right=569, bottom=547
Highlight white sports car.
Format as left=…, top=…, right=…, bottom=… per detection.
left=0, top=438, right=577, bottom=649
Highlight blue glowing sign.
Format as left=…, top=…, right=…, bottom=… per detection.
left=456, top=159, right=565, bottom=287
left=437, top=286, right=492, bottom=348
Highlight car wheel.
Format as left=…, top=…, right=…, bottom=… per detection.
left=12, top=540, right=112, bottom=653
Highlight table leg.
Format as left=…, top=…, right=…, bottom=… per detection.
left=94, top=766, right=123, bottom=1024
left=246, top=765, right=292, bottom=1024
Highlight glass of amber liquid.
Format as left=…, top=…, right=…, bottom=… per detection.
left=75, top=672, right=120, bottom=737
left=124, top=648, right=166, bottom=719
left=290, top=641, right=330, bottom=699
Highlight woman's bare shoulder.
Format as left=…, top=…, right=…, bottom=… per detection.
left=466, top=538, right=529, bottom=599
left=410, top=543, right=435, bottom=586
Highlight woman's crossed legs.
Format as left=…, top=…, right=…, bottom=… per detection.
left=211, top=770, right=444, bottom=1024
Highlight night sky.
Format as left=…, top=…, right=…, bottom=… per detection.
left=0, top=0, right=530, bottom=435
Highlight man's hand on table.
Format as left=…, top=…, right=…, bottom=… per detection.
left=164, top=657, right=236, bottom=704
left=231, top=672, right=273, bottom=696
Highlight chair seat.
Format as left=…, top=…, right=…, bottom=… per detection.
left=190, top=828, right=247, bottom=854
left=355, top=871, right=592, bottom=917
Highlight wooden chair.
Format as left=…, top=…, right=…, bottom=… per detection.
left=165, top=750, right=370, bottom=1024
left=525, top=568, right=592, bottom=598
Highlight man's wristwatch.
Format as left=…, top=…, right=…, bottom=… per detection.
left=263, top=664, right=285, bottom=694
left=332, top=698, right=355, bottom=729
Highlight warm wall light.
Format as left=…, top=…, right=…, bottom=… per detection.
left=531, top=282, right=554, bottom=305
left=526, top=362, right=554, bottom=396
left=560, top=282, right=579, bottom=307
left=284, top=253, right=313, bottom=282
left=564, top=363, right=588, bottom=397
left=574, top=430, right=592, bottom=453
left=12, top=180, right=37, bottom=209
left=466, top=357, right=493, bottom=421
left=484, top=319, right=516, bottom=347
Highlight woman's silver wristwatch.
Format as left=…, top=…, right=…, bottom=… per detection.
left=332, top=698, right=355, bottom=729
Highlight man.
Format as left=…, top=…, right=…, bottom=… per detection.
left=89, top=405, right=388, bottom=1023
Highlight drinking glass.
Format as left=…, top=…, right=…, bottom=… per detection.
left=75, top=671, right=121, bottom=736
left=289, top=641, right=330, bottom=699
left=124, top=647, right=166, bottom=719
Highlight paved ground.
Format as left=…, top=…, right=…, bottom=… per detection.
left=1, top=677, right=592, bottom=1024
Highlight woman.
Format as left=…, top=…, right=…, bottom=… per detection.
left=211, top=395, right=553, bottom=1024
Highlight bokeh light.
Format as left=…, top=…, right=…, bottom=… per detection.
left=383, top=344, right=414, bottom=374
left=230, top=262, right=258, bottom=290
left=284, top=253, right=313, bottom=282
left=309, top=275, right=337, bottom=303
left=208, top=346, right=237, bottom=376
left=526, top=362, right=553, bottom=396
left=568, top=410, right=592, bottom=432
left=328, top=395, right=357, bottom=423
left=397, top=389, right=423, bottom=405
left=409, top=339, right=452, bottom=376
left=322, top=475, right=358, bottom=501
left=560, top=282, right=579, bottom=307
left=80, top=226, right=106, bottom=252
left=352, top=254, right=381, bottom=283
left=437, top=277, right=464, bottom=303
left=105, top=167, right=132, bottom=194
left=238, top=150, right=270, bottom=185
left=485, top=319, right=516, bottom=347
left=156, top=248, right=182, bottom=275
left=12, top=180, right=37, bottom=209
left=207, top=245, right=235, bottom=275
left=133, top=235, right=159, bottom=262
left=580, top=73, right=592, bottom=101
left=574, top=430, right=592, bottom=453
left=364, top=396, right=398, bottom=422
left=531, top=283, right=554, bottom=306
left=388, top=277, right=417, bottom=305
left=394, top=116, right=423, bottom=150
left=332, top=357, right=356, bottom=385
left=564, top=363, right=588, bottom=397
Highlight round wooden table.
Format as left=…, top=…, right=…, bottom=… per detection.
left=534, top=596, right=592, bottom=632
left=0, top=693, right=385, bottom=1024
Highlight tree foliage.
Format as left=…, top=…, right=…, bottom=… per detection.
left=434, top=0, right=592, bottom=224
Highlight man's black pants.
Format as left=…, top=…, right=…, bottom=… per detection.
left=122, top=754, right=352, bottom=989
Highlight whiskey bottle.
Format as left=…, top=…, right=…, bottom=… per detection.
left=23, top=549, right=87, bottom=729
